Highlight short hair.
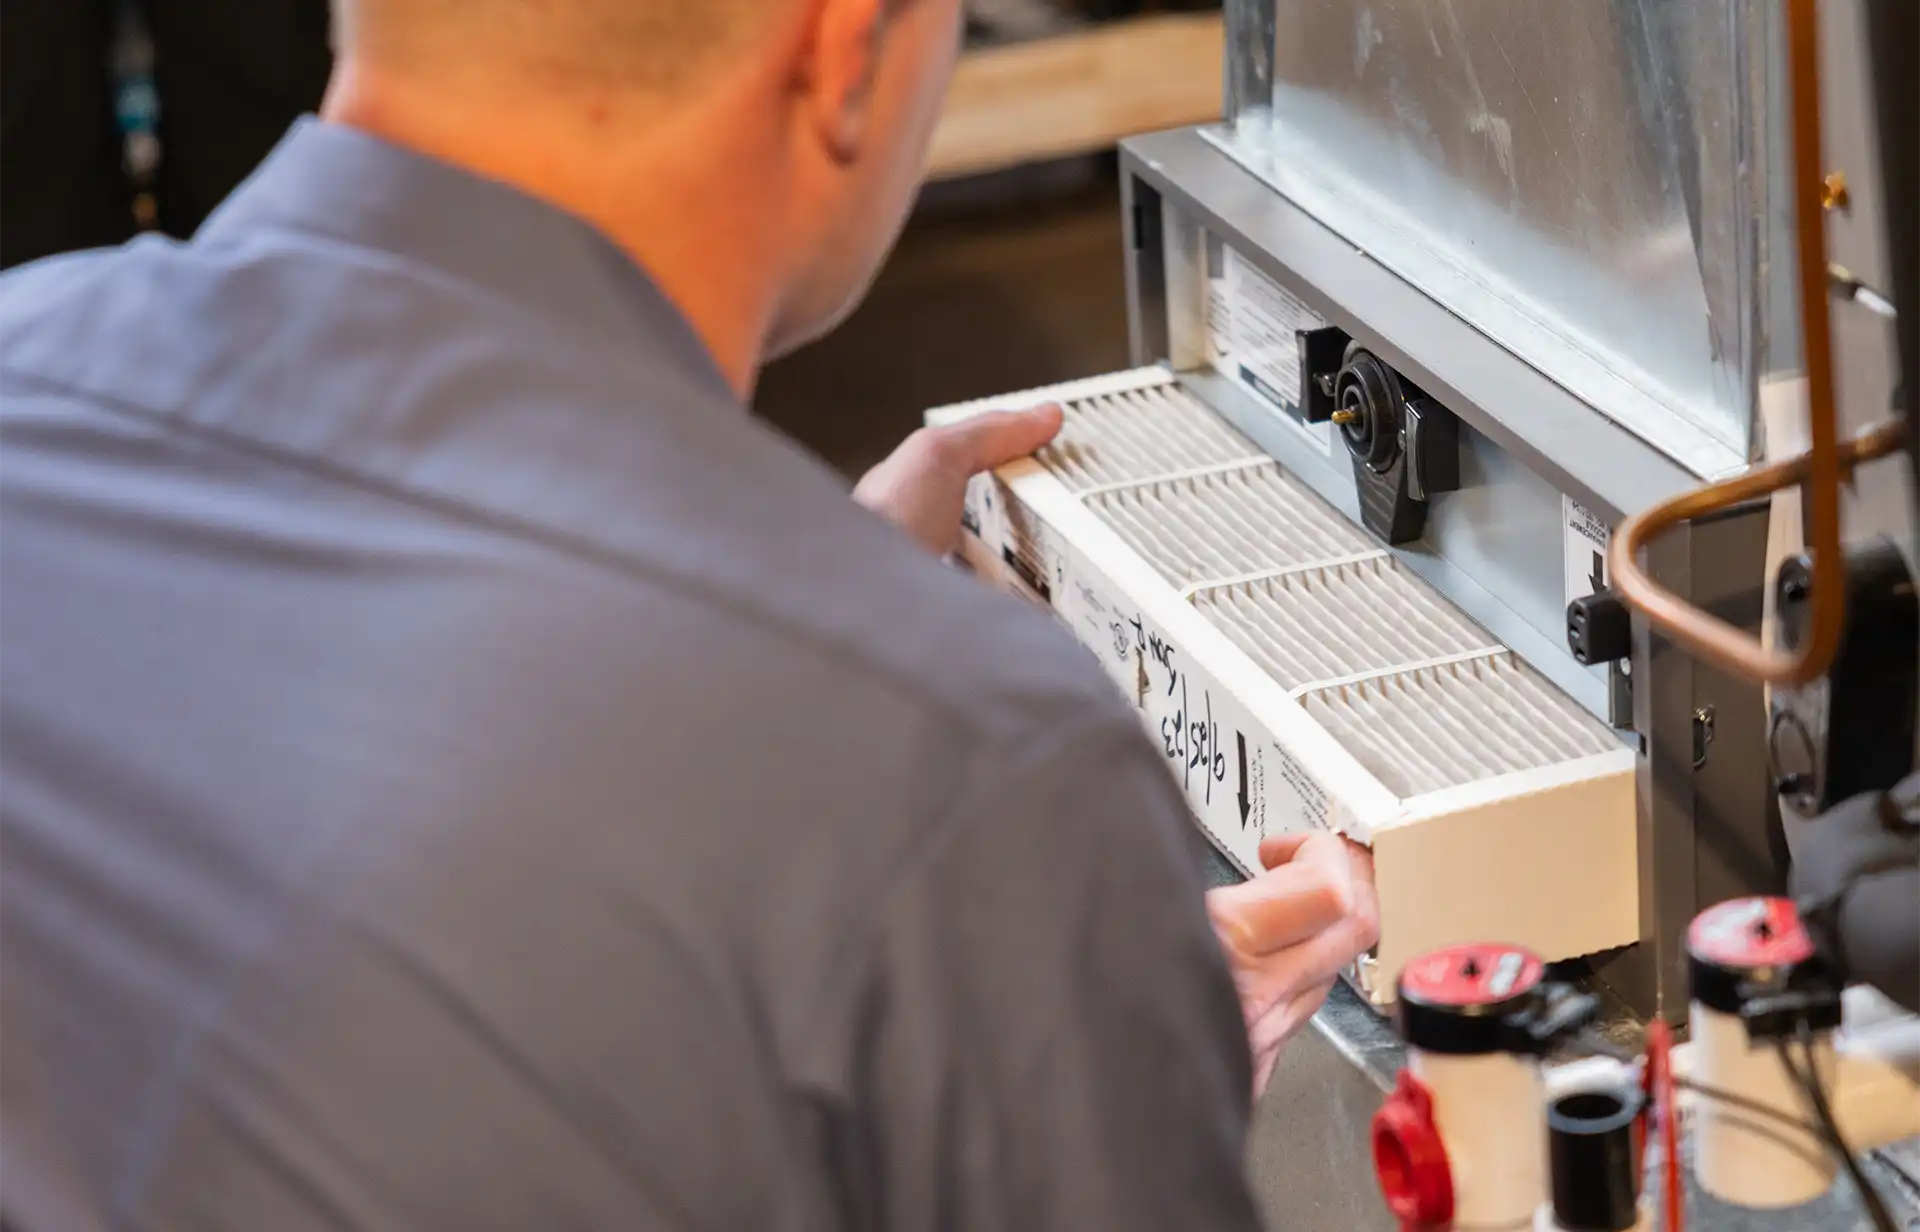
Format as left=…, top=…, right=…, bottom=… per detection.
left=330, top=0, right=772, bottom=95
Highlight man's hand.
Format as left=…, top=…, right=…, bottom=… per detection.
left=1206, top=833, right=1380, bottom=1096
left=859, top=407, right=1375, bottom=1097
left=853, top=405, right=1064, bottom=555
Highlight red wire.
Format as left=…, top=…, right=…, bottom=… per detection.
left=1644, top=1020, right=1684, bottom=1232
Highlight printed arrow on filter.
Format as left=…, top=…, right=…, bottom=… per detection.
left=1237, top=732, right=1251, bottom=828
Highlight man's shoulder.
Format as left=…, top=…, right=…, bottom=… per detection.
left=781, top=522, right=1132, bottom=736
left=0, top=224, right=1129, bottom=753
left=0, top=247, right=124, bottom=345
left=533, top=441, right=1136, bottom=752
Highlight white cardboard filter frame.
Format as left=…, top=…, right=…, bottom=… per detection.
left=930, top=368, right=1639, bottom=1003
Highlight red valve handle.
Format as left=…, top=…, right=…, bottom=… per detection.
left=1373, top=1070, right=1455, bottom=1232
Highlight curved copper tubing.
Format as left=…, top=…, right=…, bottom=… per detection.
left=1608, top=0, right=1860, bottom=687
left=1609, top=424, right=1903, bottom=680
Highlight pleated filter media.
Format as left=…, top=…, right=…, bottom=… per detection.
left=928, top=367, right=1637, bottom=1002
left=1191, top=556, right=1495, bottom=693
left=1299, top=655, right=1621, bottom=798
left=1036, top=383, right=1259, bottom=489
left=1089, top=464, right=1377, bottom=588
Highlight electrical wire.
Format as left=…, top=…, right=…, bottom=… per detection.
left=1577, top=1027, right=1908, bottom=1225
left=1644, top=1020, right=1685, bottom=1232
left=1773, top=1026, right=1901, bottom=1232
left=1676, top=1077, right=1819, bottom=1137
left=1574, top=1029, right=1820, bottom=1137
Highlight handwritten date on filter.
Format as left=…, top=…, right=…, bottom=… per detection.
left=1160, top=669, right=1228, bottom=802
left=1128, top=612, right=1229, bottom=802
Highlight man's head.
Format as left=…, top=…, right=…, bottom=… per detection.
left=324, top=0, right=964, bottom=393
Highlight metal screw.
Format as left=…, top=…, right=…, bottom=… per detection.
left=1331, top=409, right=1360, bottom=425
left=1821, top=169, right=1851, bottom=212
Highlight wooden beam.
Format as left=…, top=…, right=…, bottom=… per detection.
left=926, top=12, right=1225, bottom=182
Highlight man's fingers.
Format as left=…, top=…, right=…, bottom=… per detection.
left=1345, top=839, right=1376, bottom=891
left=1208, top=858, right=1351, bottom=958
left=1211, top=833, right=1380, bottom=959
left=851, top=406, right=1060, bottom=557
left=1244, top=978, right=1336, bottom=1066
left=1260, top=831, right=1371, bottom=873
left=1246, top=979, right=1333, bottom=1093
left=1234, top=895, right=1380, bottom=1029
left=1213, top=836, right=1380, bottom=1096
left=1257, top=832, right=1314, bottom=870
left=935, top=404, right=1063, bottom=474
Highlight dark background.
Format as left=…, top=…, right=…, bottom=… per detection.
left=758, top=162, right=1129, bottom=478
left=1, top=1, right=1150, bottom=477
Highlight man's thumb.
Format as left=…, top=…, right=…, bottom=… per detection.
left=939, top=404, right=1064, bottom=474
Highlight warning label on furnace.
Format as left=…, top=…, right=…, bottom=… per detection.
left=1563, top=495, right=1611, bottom=608
left=1206, top=236, right=1333, bottom=457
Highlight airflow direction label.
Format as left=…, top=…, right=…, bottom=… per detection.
left=1562, top=495, right=1611, bottom=609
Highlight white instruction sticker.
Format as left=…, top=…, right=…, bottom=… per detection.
left=1268, top=744, right=1332, bottom=834
left=1207, top=237, right=1334, bottom=457
left=1563, top=495, right=1611, bottom=607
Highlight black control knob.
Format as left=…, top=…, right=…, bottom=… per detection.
left=1567, top=592, right=1632, bottom=665
left=1330, top=345, right=1458, bottom=546
left=1333, top=349, right=1404, bottom=474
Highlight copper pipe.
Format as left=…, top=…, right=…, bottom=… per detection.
left=1606, top=0, right=1853, bottom=687
left=1609, top=422, right=1902, bottom=678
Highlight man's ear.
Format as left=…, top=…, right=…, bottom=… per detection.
left=804, top=0, right=890, bottom=162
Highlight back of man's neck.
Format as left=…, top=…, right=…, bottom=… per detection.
left=320, top=62, right=782, bottom=401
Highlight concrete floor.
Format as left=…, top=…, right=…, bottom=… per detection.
left=756, top=158, right=1130, bottom=479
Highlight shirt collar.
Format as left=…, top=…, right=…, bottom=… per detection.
left=200, top=116, right=737, bottom=408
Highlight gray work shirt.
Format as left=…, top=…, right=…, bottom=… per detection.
left=0, top=120, right=1260, bottom=1231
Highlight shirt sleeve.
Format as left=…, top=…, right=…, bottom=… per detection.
left=805, top=715, right=1264, bottom=1232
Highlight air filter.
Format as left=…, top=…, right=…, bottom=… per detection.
left=1037, top=382, right=1265, bottom=490
left=1089, top=464, right=1376, bottom=590
left=1191, top=554, right=1498, bottom=691
left=929, top=367, right=1635, bottom=1004
left=1300, top=654, right=1619, bottom=798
